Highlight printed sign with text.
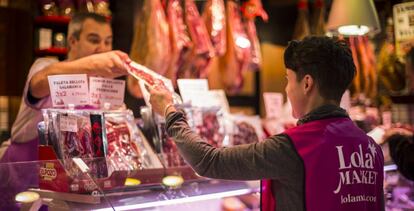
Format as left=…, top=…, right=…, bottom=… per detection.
left=177, top=79, right=209, bottom=104
left=89, top=77, right=125, bottom=108
left=263, top=92, right=284, bottom=119
left=48, top=74, right=89, bottom=107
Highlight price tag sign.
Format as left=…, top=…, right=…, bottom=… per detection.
left=177, top=79, right=209, bottom=104
left=48, top=74, right=89, bottom=107
left=89, top=77, right=125, bottom=108
left=208, top=90, right=230, bottom=113
left=263, top=92, right=284, bottom=119
left=59, top=115, right=78, bottom=132
left=393, top=1, right=414, bottom=57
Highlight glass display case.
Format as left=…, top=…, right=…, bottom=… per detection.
left=0, top=158, right=259, bottom=211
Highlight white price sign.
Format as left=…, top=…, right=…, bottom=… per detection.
left=393, top=2, right=414, bottom=56
left=177, top=79, right=209, bottom=104
left=59, top=115, right=78, bottom=132
left=89, top=77, right=125, bottom=108
left=263, top=92, right=284, bottom=119
left=394, top=2, right=414, bottom=42
left=48, top=74, right=89, bottom=107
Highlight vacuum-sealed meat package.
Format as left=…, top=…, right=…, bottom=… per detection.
left=55, top=110, right=107, bottom=179
left=230, top=115, right=264, bottom=145
left=104, top=110, right=163, bottom=171
left=182, top=106, right=226, bottom=148
left=41, top=108, right=163, bottom=180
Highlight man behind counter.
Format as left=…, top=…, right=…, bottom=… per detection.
left=148, top=36, right=385, bottom=211
left=0, top=12, right=130, bottom=162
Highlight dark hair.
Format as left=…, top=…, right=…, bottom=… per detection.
left=284, top=36, right=356, bottom=102
left=68, top=12, right=109, bottom=40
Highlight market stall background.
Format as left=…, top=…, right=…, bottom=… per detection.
left=0, top=0, right=413, bottom=210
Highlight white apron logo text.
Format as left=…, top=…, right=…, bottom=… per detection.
left=333, top=143, right=378, bottom=194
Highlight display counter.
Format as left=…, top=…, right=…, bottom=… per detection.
left=0, top=158, right=259, bottom=211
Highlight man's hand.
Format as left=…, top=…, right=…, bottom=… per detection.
left=148, top=84, right=175, bottom=117
left=381, top=127, right=413, bottom=144
left=82, top=50, right=130, bottom=78
left=30, top=50, right=131, bottom=99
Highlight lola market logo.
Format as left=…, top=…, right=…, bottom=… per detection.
left=333, top=142, right=378, bottom=194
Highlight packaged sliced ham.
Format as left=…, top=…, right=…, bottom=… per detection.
left=126, top=60, right=170, bottom=88
left=219, top=0, right=251, bottom=93
left=130, top=0, right=171, bottom=76
left=184, top=106, right=226, bottom=148
left=202, top=0, right=226, bottom=57
left=42, top=108, right=163, bottom=179
left=159, top=121, right=187, bottom=167
left=230, top=115, right=264, bottom=145
left=184, top=0, right=215, bottom=78
left=166, top=0, right=194, bottom=82
left=153, top=105, right=226, bottom=167
left=56, top=111, right=107, bottom=179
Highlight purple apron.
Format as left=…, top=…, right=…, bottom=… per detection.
left=262, top=118, right=384, bottom=211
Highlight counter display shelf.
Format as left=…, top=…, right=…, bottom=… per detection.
left=0, top=159, right=259, bottom=211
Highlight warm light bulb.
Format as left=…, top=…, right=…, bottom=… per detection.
left=162, top=175, right=184, bottom=187
left=125, top=178, right=141, bottom=186
left=15, top=191, right=40, bottom=203
left=338, top=25, right=370, bottom=36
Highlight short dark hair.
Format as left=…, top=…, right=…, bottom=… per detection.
left=284, top=36, right=356, bottom=102
left=68, top=12, right=109, bottom=40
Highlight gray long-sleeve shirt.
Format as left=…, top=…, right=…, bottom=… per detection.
left=166, top=105, right=349, bottom=211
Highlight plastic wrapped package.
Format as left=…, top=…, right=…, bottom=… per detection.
left=41, top=108, right=162, bottom=180
left=182, top=106, right=226, bottom=148
left=231, top=115, right=264, bottom=145
left=148, top=105, right=226, bottom=167
left=55, top=111, right=108, bottom=179
left=105, top=110, right=163, bottom=171
left=159, top=121, right=187, bottom=167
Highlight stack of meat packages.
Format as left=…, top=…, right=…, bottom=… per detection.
left=130, top=0, right=267, bottom=93
left=42, top=109, right=150, bottom=179
left=155, top=106, right=225, bottom=167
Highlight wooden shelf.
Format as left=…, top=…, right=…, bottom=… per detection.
left=35, top=48, right=68, bottom=57
left=34, top=15, right=112, bottom=26
left=35, top=16, right=71, bottom=26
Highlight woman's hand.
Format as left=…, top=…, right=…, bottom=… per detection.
left=148, top=84, right=175, bottom=117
